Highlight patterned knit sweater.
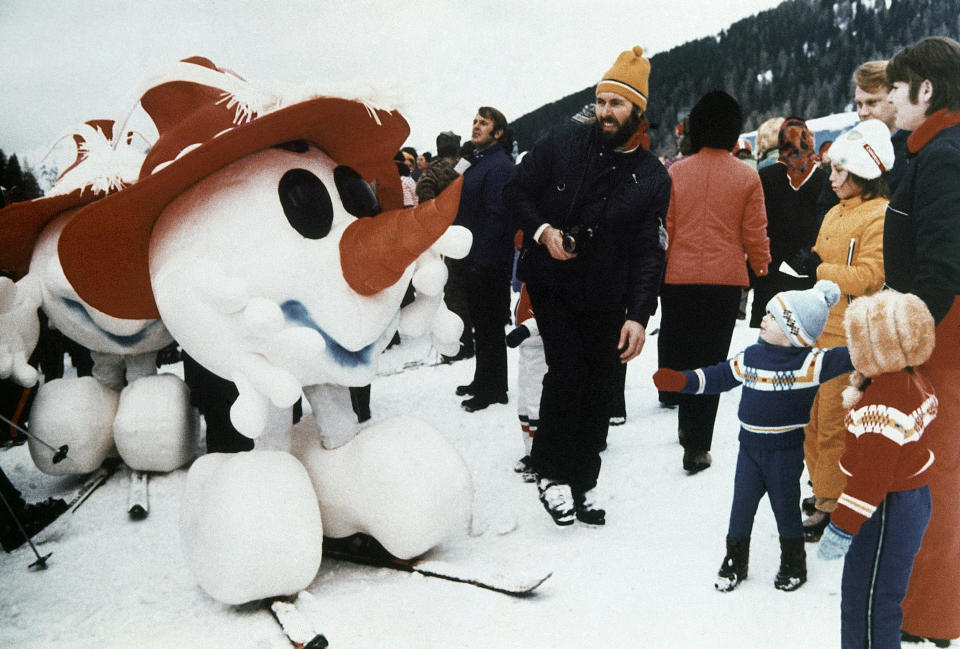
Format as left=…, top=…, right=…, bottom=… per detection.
left=677, top=342, right=854, bottom=447
left=832, top=371, right=938, bottom=535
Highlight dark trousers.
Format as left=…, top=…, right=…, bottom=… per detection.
left=749, top=273, right=815, bottom=328
left=349, top=385, right=371, bottom=422
left=527, top=284, right=622, bottom=493
left=0, top=467, right=25, bottom=511
left=609, top=361, right=627, bottom=419
left=444, top=259, right=474, bottom=358
left=727, top=434, right=805, bottom=541
left=658, top=284, right=741, bottom=452
left=465, top=270, right=510, bottom=399
left=182, top=353, right=254, bottom=454
left=841, top=487, right=931, bottom=649
left=0, top=380, right=34, bottom=443
left=0, top=466, right=27, bottom=542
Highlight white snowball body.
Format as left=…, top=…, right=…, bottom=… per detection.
left=28, top=377, right=119, bottom=475
left=112, top=373, right=199, bottom=472
left=291, top=414, right=473, bottom=559
left=179, top=451, right=324, bottom=605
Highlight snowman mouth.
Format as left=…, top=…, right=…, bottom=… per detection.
left=62, top=298, right=163, bottom=347
left=280, top=300, right=379, bottom=368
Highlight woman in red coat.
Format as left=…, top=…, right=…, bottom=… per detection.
left=883, top=37, right=960, bottom=647
left=657, top=90, right=771, bottom=472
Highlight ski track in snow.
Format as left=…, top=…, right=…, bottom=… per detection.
left=1, top=305, right=857, bottom=649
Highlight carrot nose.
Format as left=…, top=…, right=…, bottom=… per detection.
left=339, top=176, right=462, bottom=296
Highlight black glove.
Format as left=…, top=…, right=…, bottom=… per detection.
left=789, top=249, right=822, bottom=277
left=505, top=325, right=531, bottom=348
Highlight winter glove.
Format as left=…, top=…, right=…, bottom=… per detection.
left=653, top=368, right=687, bottom=392
left=817, top=522, right=853, bottom=560
left=788, top=248, right=822, bottom=277
left=505, top=324, right=531, bottom=348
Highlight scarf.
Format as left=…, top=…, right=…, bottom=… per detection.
left=778, top=117, right=816, bottom=190
left=907, top=109, right=960, bottom=153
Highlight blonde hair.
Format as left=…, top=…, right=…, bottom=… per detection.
left=756, top=117, right=785, bottom=159
left=854, top=60, right=890, bottom=93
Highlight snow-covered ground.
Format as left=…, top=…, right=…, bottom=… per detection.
left=2, top=304, right=865, bottom=649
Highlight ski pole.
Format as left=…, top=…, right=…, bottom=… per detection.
left=0, top=486, right=52, bottom=570
left=0, top=412, right=69, bottom=464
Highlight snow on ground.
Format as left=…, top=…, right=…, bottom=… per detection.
left=1, top=305, right=856, bottom=649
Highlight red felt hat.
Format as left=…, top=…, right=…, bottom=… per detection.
left=0, top=120, right=127, bottom=279
left=58, top=57, right=412, bottom=320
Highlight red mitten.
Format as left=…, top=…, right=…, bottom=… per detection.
left=653, top=368, right=687, bottom=392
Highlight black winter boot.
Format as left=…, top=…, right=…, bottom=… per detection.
left=715, top=536, right=750, bottom=592
left=573, top=489, right=606, bottom=526
left=1, top=497, right=68, bottom=552
left=774, top=537, right=807, bottom=591
left=536, top=478, right=575, bottom=526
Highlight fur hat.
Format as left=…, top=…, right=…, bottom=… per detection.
left=688, top=90, right=743, bottom=152
left=756, top=117, right=785, bottom=159
left=842, top=290, right=935, bottom=407
left=767, top=280, right=841, bottom=347
left=597, top=46, right=650, bottom=111
left=827, top=119, right=895, bottom=180
left=844, top=291, right=935, bottom=377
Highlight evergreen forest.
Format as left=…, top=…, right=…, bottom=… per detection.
left=509, top=0, right=960, bottom=156
left=0, top=150, right=43, bottom=204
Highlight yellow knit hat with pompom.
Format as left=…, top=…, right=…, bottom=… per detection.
left=597, top=46, right=650, bottom=111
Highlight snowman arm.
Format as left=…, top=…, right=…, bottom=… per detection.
left=430, top=225, right=472, bottom=260
left=302, top=383, right=361, bottom=449
left=399, top=228, right=469, bottom=356
left=0, top=275, right=42, bottom=386
left=227, top=351, right=304, bottom=439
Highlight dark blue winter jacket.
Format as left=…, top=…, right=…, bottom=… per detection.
left=884, top=120, right=960, bottom=324
left=454, top=145, right=516, bottom=274
left=505, top=121, right=669, bottom=324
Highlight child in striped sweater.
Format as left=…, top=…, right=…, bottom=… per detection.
left=654, top=280, right=853, bottom=592
left=817, top=290, right=937, bottom=649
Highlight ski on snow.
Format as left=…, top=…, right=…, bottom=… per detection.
left=32, top=458, right=122, bottom=546
left=63, top=458, right=122, bottom=514
left=264, top=591, right=328, bottom=649
left=376, top=357, right=449, bottom=377
left=322, top=534, right=552, bottom=596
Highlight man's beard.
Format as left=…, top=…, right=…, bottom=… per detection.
left=596, top=109, right=642, bottom=147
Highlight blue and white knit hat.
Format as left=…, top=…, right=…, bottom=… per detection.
left=767, top=280, right=841, bottom=347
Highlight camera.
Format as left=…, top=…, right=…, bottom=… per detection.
left=561, top=225, right=595, bottom=254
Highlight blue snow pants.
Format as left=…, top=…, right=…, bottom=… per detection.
left=841, top=486, right=931, bottom=649
left=727, top=430, right=805, bottom=541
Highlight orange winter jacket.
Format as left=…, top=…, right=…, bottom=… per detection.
left=664, top=148, right=770, bottom=286
left=812, top=195, right=886, bottom=344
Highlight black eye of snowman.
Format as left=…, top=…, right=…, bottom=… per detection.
left=278, top=168, right=334, bottom=239
left=334, top=166, right=380, bottom=217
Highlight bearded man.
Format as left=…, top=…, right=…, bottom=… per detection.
left=504, top=46, right=670, bottom=526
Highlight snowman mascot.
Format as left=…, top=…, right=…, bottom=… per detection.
left=0, top=120, right=196, bottom=478
left=48, top=57, right=474, bottom=604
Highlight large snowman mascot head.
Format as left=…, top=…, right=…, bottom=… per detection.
left=59, top=57, right=468, bottom=439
